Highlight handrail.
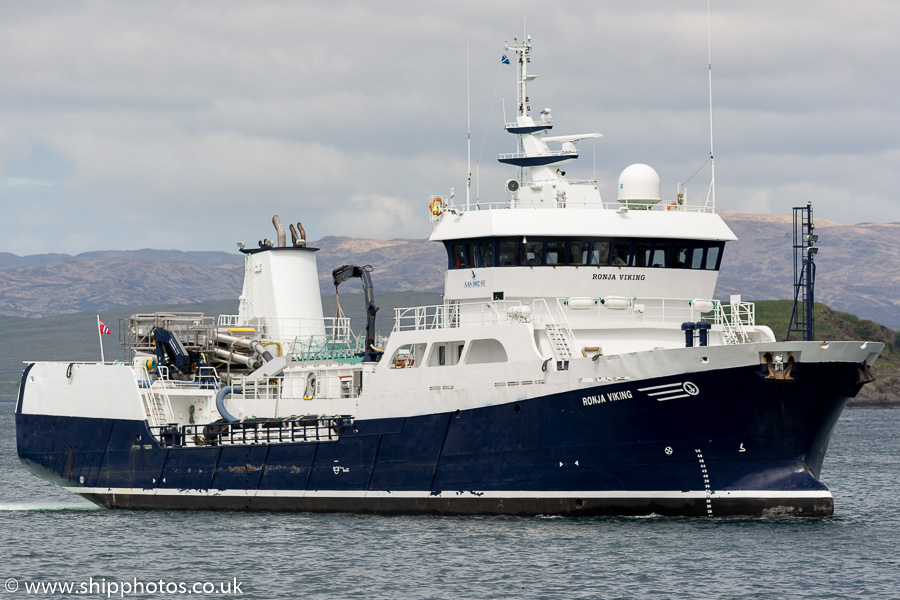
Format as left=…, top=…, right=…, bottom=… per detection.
left=150, top=415, right=353, bottom=448
left=217, top=314, right=351, bottom=336
left=498, top=149, right=576, bottom=161
left=713, top=300, right=756, bottom=344
left=136, top=365, right=176, bottom=426
left=439, top=198, right=714, bottom=213
left=393, top=298, right=744, bottom=332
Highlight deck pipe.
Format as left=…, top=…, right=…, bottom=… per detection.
left=211, top=347, right=261, bottom=370
left=215, top=386, right=242, bottom=423
left=213, top=331, right=274, bottom=362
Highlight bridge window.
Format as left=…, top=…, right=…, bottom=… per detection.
left=522, top=241, right=543, bottom=266
left=498, top=241, right=519, bottom=266
left=611, top=241, right=629, bottom=266
left=444, top=238, right=724, bottom=271
left=452, top=244, right=466, bottom=268
left=569, top=241, right=589, bottom=265
left=590, top=241, right=610, bottom=265
left=479, top=242, right=493, bottom=267
left=466, top=244, right=479, bottom=268
left=545, top=241, right=565, bottom=266
left=705, top=245, right=721, bottom=270
left=633, top=242, right=651, bottom=267
left=649, top=245, right=669, bottom=268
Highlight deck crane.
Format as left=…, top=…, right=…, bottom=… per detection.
left=332, top=264, right=382, bottom=362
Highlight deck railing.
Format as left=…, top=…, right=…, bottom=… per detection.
left=393, top=298, right=737, bottom=331
left=438, top=195, right=713, bottom=213
left=150, top=415, right=352, bottom=448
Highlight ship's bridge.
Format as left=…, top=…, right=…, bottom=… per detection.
left=430, top=208, right=736, bottom=304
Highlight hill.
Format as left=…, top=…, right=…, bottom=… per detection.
left=715, top=212, right=900, bottom=328
left=1, top=211, right=899, bottom=326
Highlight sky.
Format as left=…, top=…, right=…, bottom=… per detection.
left=1, top=1, right=898, bottom=256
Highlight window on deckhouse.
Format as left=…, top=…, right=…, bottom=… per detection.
left=445, top=237, right=724, bottom=271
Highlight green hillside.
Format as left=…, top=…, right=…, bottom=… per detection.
left=755, top=300, right=899, bottom=407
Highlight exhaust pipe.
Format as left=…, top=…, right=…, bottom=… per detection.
left=297, top=222, right=306, bottom=247
left=272, top=215, right=286, bottom=247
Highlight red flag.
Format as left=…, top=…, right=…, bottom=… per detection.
left=99, top=320, right=112, bottom=335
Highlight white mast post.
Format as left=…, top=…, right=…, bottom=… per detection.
left=96, top=315, right=106, bottom=363
left=705, top=0, right=716, bottom=212
left=466, top=41, right=472, bottom=210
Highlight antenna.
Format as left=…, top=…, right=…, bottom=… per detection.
left=466, top=41, right=472, bottom=210
left=705, top=0, right=716, bottom=212
left=476, top=161, right=480, bottom=206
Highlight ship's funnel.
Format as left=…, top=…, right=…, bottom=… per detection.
left=238, top=223, right=325, bottom=343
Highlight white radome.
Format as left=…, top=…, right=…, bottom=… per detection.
left=617, top=163, right=661, bottom=208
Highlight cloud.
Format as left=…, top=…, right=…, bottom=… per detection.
left=1, top=1, right=899, bottom=254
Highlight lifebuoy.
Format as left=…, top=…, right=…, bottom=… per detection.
left=430, top=197, right=444, bottom=216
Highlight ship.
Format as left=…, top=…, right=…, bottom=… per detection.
left=15, top=34, right=883, bottom=517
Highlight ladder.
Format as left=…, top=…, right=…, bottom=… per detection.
left=144, top=392, right=172, bottom=427
left=721, top=320, right=741, bottom=345
left=138, top=366, right=175, bottom=427
left=546, top=323, right=573, bottom=361
left=717, top=300, right=751, bottom=345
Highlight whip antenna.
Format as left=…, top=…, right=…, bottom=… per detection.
left=705, top=0, right=716, bottom=212
left=466, top=41, right=472, bottom=210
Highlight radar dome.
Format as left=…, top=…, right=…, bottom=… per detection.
left=617, top=163, right=661, bottom=209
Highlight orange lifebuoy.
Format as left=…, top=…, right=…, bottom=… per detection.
left=430, top=197, right=444, bottom=216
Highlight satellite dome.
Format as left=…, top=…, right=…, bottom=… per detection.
left=617, top=163, right=661, bottom=209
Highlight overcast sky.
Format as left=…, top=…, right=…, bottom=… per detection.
left=1, top=1, right=897, bottom=255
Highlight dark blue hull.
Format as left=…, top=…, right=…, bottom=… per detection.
left=16, top=361, right=866, bottom=516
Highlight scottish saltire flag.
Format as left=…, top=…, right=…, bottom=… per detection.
left=99, top=320, right=112, bottom=335
left=501, top=55, right=510, bottom=64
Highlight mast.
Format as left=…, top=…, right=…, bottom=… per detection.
left=786, top=202, right=817, bottom=341
left=466, top=42, right=472, bottom=210
left=504, top=34, right=533, bottom=183
left=705, top=0, right=716, bottom=212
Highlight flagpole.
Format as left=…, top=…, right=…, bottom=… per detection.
left=96, top=315, right=106, bottom=363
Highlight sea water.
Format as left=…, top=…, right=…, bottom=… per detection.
left=0, top=401, right=897, bottom=600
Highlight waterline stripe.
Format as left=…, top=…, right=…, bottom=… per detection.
left=67, top=487, right=833, bottom=500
